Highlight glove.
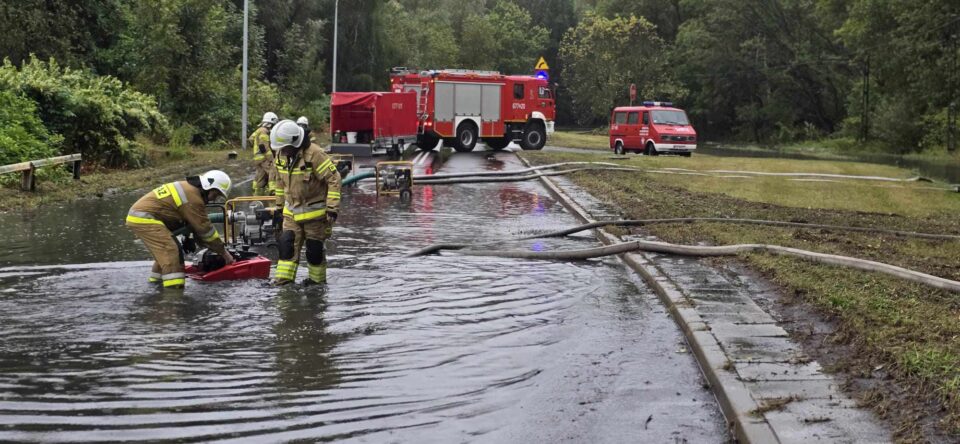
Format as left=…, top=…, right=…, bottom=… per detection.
left=327, top=211, right=338, bottom=223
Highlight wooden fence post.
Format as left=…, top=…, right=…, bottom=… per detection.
left=72, top=159, right=81, bottom=180
left=21, top=165, right=36, bottom=191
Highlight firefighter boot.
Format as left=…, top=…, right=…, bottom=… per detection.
left=303, top=238, right=326, bottom=286
left=274, top=230, right=299, bottom=285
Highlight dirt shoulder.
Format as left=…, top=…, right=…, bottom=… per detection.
left=524, top=150, right=960, bottom=442
left=0, top=149, right=250, bottom=213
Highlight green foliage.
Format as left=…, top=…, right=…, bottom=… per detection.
left=167, top=125, right=195, bottom=160
left=0, top=56, right=168, bottom=166
left=0, top=90, right=62, bottom=165
left=559, top=13, right=684, bottom=125
left=460, top=1, right=549, bottom=74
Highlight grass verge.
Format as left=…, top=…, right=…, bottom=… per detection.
left=0, top=147, right=244, bottom=212
left=548, top=130, right=609, bottom=151
left=524, top=150, right=960, bottom=441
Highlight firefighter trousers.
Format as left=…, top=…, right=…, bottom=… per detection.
left=125, top=222, right=186, bottom=288
left=253, top=162, right=270, bottom=195
left=275, top=217, right=331, bottom=284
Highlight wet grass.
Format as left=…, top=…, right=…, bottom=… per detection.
left=0, top=147, right=243, bottom=213
left=548, top=130, right=609, bottom=151
left=524, top=150, right=960, bottom=440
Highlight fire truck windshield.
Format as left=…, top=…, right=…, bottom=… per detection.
left=651, top=110, right=689, bottom=125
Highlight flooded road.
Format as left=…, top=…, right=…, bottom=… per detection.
left=0, top=151, right=727, bottom=442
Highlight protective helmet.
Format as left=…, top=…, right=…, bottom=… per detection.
left=199, top=170, right=232, bottom=198
left=270, top=119, right=305, bottom=151
left=296, top=116, right=309, bottom=127
left=261, top=112, right=279, bottom=126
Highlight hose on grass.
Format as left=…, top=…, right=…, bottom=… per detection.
left=406, top=218, right=960, bottom=257
left=457, top=239, right=960, bottom=293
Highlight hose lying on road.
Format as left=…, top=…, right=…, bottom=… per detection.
left=454, top=239, right=960, bottom=293
left=418, top=162, right=627, bottom=180
left=414, top=167, right=644, bottom=185
left=407, top=218, right=960, bottom=257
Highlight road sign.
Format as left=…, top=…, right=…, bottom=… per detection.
left=535, top=70, right=549, bottom=81
left=535, top=57, right=549, bottom=70
left=630, top=83, right=637, bottom=105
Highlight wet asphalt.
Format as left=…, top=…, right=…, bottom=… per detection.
left=0, top=148, right=728, bottom=442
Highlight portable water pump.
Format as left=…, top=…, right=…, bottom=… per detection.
left=375, top=161, right=414, bottom=200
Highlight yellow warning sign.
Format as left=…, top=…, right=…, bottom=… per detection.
left=535, top=56, right=549, bottom=70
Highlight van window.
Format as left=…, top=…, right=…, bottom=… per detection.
left=513, top=84, right=524, bottom=99
left=614, top=112, right=627, bottom=124
left=538, top=86, right=552, bottom=99
left=642, top=112, right=649, bottom=125
left=651, top=110, right=690, bottom=125
left=627, top=112, right=639, bottom=124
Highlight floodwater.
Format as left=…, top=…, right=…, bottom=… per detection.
left=0, top=151, right=727, bottom=442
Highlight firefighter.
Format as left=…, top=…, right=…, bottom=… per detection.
left=271, top=120, right=342, bottom=285
left=126, top=170, right=235, bottom=289
left=250, top=112, right=279, bottom=195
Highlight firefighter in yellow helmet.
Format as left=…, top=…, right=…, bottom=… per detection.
left=250, top=112, right=279, bottom=195
left=271, top=119, right=341, bottom=285
left=125, top=170, right=235, bottom=289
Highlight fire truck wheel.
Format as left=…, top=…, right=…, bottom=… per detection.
left=484, top=138, right=510, bottom=151
left=417, top=135, right=439, bottom=151
left=520, top=122, right=546, bottom=150
left=614, top=141, right=625, bottom=155
left=454, top=122, right=478, bottom=152
left=645, top=142, right=659, bottom=156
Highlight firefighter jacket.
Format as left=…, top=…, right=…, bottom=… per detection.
left=274, top=143, right=342, bottom=222
left=249, top=126, right=273, bottom=164
left=127, top=180, right=227, bottom=255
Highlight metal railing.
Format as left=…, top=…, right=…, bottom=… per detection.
left=0, top=154, right=82, bottom=191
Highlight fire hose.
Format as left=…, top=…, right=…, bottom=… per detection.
left=407, top=219, right=960, bottom=293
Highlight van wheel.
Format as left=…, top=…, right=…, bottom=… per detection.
left=645, top=142, right=658, bottom=156
left=614, top=142, right=625, bottom=155
left=520, top=121, right=546, bottom=150
left=454, top=122, right=478, bottom=152
left=681, top=152, right=692, bottom=158
left=485, top=137, right=510, bottom=151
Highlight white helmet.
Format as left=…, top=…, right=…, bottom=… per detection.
left=199, top=170, right=232, bottom=198
left=270, top=119, right=305, bottom=151
left=296, top=116, right=309, bottom=126
left=261, top=112, right=279, bottom=126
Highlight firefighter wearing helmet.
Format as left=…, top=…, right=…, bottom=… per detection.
left=271, top=119, right=342, bottom=285
left=125, top=170, right=235, bottom=289
left=249, top=112, right=279, bottom=195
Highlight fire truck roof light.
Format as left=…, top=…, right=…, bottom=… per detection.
left=641, top=101, right=674, bottom=107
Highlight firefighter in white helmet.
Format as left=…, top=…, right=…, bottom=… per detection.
left=271, top=120, right=342, bottom=285
left=249, top=112, right=279, bottom=195
left=125, top=170, right=235, bottom=289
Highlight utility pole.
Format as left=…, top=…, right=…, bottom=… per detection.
left=332, top=0, right=339, bottom=93
left=241, top=0, right=249, bottom=152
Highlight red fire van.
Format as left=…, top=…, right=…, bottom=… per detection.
left=609, top=102, right=697, bottom=156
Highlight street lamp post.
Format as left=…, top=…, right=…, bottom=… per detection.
left=332, top=0, right=338, bottom=93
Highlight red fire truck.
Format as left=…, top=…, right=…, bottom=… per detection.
left=389, top=68, right=556, bottom=152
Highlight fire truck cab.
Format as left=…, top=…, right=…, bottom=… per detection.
left=609, top=102, right=697, bottom=157
left=390, top=68, right=556, bottom=152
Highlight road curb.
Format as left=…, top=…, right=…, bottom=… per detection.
left=516, top=153, right=777, bottom=443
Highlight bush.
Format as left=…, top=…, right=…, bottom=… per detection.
left=0, top=90, right=61, bottom=165
left=0, top=56, right=169, bottom=167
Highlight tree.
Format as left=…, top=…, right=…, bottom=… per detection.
left=460, top=1, right=549, bottom=74
left=559, top=13, right=683, bottom=124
